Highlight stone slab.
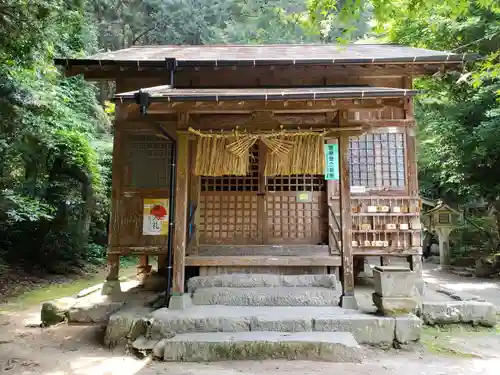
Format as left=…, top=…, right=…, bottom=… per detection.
left=68, top=295, right=125, bottom=324
left=250, top=315, right=312, bottom=332
left=187, top=274, right=339, bottom=293
left=373, top=265, right=411, bottom=272
left=372, top=293, right=419, bottom=316
left=161, top=331, right=361, bottom=362
left=394, top=314, right=422, bottom=344
left=313, top=312, right=396, bottom=345
left=150, top=306, right=253, bottom=336
left=421, top=301, right=496, bottom=327
left=150, top=306, right=400, bottom=345
left=192, top=287, right=341, bottom=306
left=104, top=307, right=154, bottom=348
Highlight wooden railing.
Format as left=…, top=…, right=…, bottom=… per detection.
left=328, top=204, right=342, bottom=254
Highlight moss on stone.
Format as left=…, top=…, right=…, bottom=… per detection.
left=40, top=297, right=75, bottom=326
left=382, top=308, right=415, bottom=317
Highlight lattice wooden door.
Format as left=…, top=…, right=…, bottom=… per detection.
left=199, top=145, right=264, bottom=244
left=264, top=173, right=328, bottom=245
left=198, top=143, right=328, bottom=245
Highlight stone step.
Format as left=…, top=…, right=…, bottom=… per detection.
left=159, top=331, right=362, bottom=362
left=187, top=274, right=339, bottom=293
left=192, top=286, right=341, bottom=306
left=149, top=305, right=421, bottom=345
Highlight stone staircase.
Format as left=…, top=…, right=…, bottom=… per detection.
left=115, top=274, right=421, bottom=362
left=190, top=274, right=342, bottom=307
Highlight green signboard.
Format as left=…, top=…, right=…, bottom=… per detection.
left=324, top=144, right=339, bottom=181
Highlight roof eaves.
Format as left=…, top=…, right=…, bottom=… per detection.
left=114, top=88, right=420, bottom=103
left=54, top=53, right=478, bottom=69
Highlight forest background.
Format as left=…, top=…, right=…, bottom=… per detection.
left=0, top=0, right=499, bottom=276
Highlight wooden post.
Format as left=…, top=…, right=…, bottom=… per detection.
left=102, top=103, right=125, bottom=296
left=338, top=110, right=357, bottom=309
left=404, top=76, right=423, bottom=294
left=137, top=255, right=151, bottom=284
left=189, top=139, right=201, bottom=252
left=172, top=133, right=189, bottom=297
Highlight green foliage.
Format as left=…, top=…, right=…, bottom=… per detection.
left=85, top=0, right=371, bottom=48
left=0, top=0, right=110, bottom=271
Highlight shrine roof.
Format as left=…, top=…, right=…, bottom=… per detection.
left=56, top=44, right=475, bottom=68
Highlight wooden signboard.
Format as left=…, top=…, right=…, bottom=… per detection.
left=297, top=191, right=313, bottom=203
left=324, top=143, right=339, bottom=181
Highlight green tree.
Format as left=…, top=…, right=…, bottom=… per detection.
left=0, top=0, right=111, bottom=270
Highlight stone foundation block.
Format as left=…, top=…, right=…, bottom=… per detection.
left=372, top=293, right=419, bottom=316
left=168, top=293, right=193, bottom=310
left=314, top=313, right=395, bottom=344
left=422, top=301, right=496, bottom=327
left=373, top=266, right=416, bottom=297
left=162, top=331, right=361, bottom=362
left=101, top=280, right=121, bottom=296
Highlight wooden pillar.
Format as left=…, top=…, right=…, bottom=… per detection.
left=137, top=255, right=151, bottom=283
left=404, top=76, right=423, bottom=293
left=189, top=139, right=201, bottom=252
left=172, top=133, right=189, bottom=295
left=338, top=110, right=357, bottom=309
left=102, top=103, right=125, bottom=295
left=105, top=254, right=120, bottom=281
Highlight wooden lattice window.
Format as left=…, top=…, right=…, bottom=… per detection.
left=125, top=134, right=172, bottom=188
left=201, top=145, right=260, bottom=192
left=266, top=175, right=325, bottom=192
left=349, top=133, right=405, bottom=189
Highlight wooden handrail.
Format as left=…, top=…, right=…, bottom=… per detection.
left=328, top=204, right=342, bottom=253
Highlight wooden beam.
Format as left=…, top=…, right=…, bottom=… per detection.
left=185, top=255, right=342, bottom=267
left=121, top=98, right=400, bottom=114
left=338, top=109, right=356, bottom=308
left=172, top=133, right=189, bottom=295
left=353, top=248, right=421, bottom=256
left=66, top=63, right=458, bottom=81
left=108, top=246, right=167, bottom=255
left=349, top=119, right=415, bottom=128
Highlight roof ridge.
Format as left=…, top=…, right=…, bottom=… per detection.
left=128, top=43, right=404, bottom=49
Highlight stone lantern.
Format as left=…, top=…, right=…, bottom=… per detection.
left=423, top=202, right=461, bottom=268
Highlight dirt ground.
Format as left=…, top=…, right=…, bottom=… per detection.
left=1, top=306, right=500, bottom=375
left=1, top=263, right=500, bottom=375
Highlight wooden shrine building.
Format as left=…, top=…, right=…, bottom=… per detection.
left=56, top=44, right=473, bottom=308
